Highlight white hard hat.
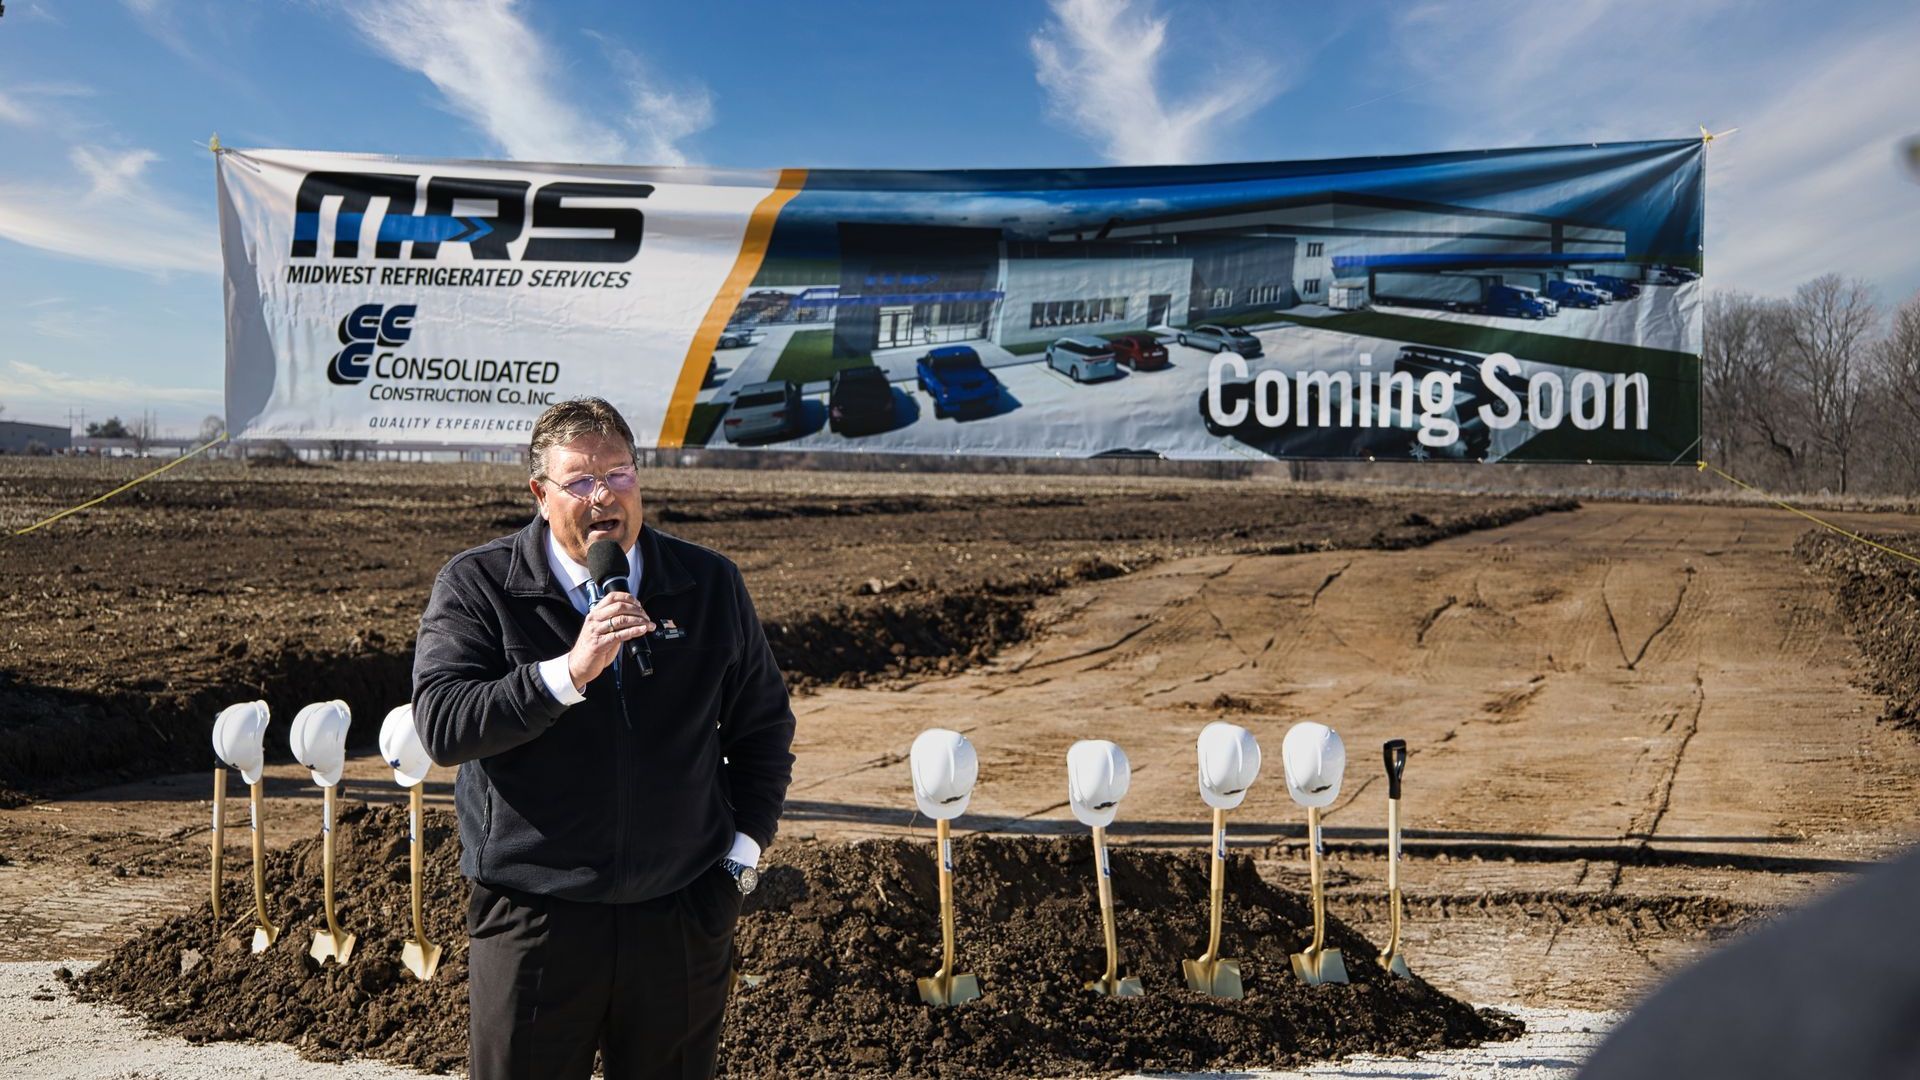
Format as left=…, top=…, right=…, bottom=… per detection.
left=289, top=700, right=352, bottom=788
left=1066, top=740, right=1131, bottom=828
left=1197, top=722, right=1261, bottom=810
left=378, top=703, right=431, bottom=788
left=909, top=728, right=978, bottom=821
left=1282, top=721, right=1346, bottom=808
left=212, top=700, right=271, bottom=785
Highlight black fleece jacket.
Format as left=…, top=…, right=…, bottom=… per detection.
left=411, top=520, right=795, bottom=904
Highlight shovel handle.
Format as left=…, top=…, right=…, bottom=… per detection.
left=1307, top=806, right=1328, bottom=954
left=1383, top=739, right=1407, bottom=800
left=321, top=784, right=344, bottom=943
left=936, top=818, right=957, bottom=980
left=1092, top=826, right=1119, bottom=985
left=249, top=780, right=274, bottom=938
left=1203, top=808, right=1226, bottom=962
left=409, top=785, right=429, bottom=945
left=211, top=769, right=226, bottom=923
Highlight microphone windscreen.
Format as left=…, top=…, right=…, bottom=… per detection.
left=586, top=539, right=629, bottom=591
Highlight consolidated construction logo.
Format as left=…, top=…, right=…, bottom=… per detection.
left=330, top=303, right=415, bottom=385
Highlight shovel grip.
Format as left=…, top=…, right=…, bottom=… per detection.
left=1383, top=739, right=1407, bottom=800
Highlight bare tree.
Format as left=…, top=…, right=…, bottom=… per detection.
left=129, top=414, right=156, bottom=456
left=199, top=415, right=226, bottom=443
left=1781, top=275, right=1880, bottom=493
left=1875, top=293, right=1920, bottom=486
left=1702, top=291, right=1805, bottom=486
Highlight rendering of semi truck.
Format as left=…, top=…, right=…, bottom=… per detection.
left=1372, top=272, right=1552, bottom=319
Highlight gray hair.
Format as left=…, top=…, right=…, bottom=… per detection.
left=527, top=397, right=638, bottom=480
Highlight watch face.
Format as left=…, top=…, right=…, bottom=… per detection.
left=738, top=866, right=759, bottom=895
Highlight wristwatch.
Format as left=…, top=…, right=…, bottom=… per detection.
left=719, top=857, right=759, bottom=895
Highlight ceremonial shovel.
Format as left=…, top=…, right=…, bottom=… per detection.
left=1378, top=739, right=1411, bottom=978
left=400, top=784, right=441, bottom=979
left=910, top=729, right=981, bottom=1007
left=248, top=779, right=279, bottom=952
left=212, top=701, right=276, bottom=951
left=917, top=818, right=981, bottom=1007
left=1068, top=739, right=1140, bottom=998
left=1284, top=722, right=1348, bottom=985
left=308, top=783, right=357, bottom=965
left=1182, top=807, right=1243, bottom=998
left=381, top=703, right=440, bottom=980
left=293, top=700, right=354, bottom=965
left=1184, top=722, right=1260, bottom=999
left=1288, top=805, right=1349, bottom=985
left=1085, top=828, right=1142, bottom=997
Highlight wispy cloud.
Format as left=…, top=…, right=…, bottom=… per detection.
left=0, top=145, right=218, bottom=275
left=1382, top=0, right=1733, bottom=147
left=1029, top=0, right=1284, bottom=165
left=588, top=31, right=715, bottom=168
left=1704, top=21, right=1920, bottom=298
left=346, top=0, right=713, bottom=165
left=2, top=358, right=219, bottom=407
left=0, top=82, right=95, bottom=129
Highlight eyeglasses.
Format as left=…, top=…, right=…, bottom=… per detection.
left=545, top=465, right=639, bottom=502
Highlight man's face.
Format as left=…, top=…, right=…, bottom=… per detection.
left=531, top=432, right=643, bottom=565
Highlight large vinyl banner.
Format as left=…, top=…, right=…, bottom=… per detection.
left=219, top=140, right=1703, bottom=463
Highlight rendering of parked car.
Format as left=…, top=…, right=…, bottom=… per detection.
left=828, top=365, right=896, bottom=435
left=1046, top=337, right=1120, bottom=382
left=1108, top=333, right=1171, bottom=371
left=916, top=346, right=1002, bottom=418
left=1177, top=324, right=1264, bottom=357
left=721, top=380, right=801, bottom=443
left=716, top=326, right=760, bottom=349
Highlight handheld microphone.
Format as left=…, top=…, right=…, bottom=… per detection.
left=586, top=539, right=654, bottom=678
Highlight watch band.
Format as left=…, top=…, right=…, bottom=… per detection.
left=719, top=857, right=758, bottom=895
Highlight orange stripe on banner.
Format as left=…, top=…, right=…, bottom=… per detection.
left=657, top=168, right=809, bottom=449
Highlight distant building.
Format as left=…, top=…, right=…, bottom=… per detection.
left=0, top=420, right=71, bottom=454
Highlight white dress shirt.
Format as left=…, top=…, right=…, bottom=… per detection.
left=535, top=528, right=760, bottom=870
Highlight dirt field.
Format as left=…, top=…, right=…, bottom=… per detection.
left=5, top=458, right=1920, bottom=1075
left=0, top=457, right=1565, bottom=803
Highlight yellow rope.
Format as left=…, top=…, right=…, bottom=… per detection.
left=10, top=434, right=229, bottom=538
left=1695, top=459, right=1920, bottom=568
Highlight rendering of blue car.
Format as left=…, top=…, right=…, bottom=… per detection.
left=915, top=346, right=1001, bottom=418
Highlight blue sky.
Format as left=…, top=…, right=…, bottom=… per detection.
left=2, top=0, right=1917, bottom=434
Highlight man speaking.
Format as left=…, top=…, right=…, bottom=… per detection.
left=412, top=397, right=796, bottom=1079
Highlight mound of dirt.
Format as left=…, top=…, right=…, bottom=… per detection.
left=78, top=805, right=1518, bottom=1077
left=1798, top=529, right=1920, bottom=732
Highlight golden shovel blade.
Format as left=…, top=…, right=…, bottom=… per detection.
left=402, top=939, right=442, bottom=981
left=1290, top=947, right=1349, bottom=985
left=1086, top=974, right=1144, bottom=998
left=251, top=923, right=278, bottom=953
left=1381, top=950, right=1411, bottom=979
left=309, top=930, right=356, bottom=966
left=1181, top=957, right=1243, bottom=999
left=915, top=972, right=981, bottom=1007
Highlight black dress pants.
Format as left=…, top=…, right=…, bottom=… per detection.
left=467, top=867, right=742, bottom=1080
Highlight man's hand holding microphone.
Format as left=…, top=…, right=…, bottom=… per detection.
left=568, top=539, right=656, bottom=692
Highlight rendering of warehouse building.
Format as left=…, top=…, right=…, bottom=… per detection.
left=800, top=196, right=1629, bottom=359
